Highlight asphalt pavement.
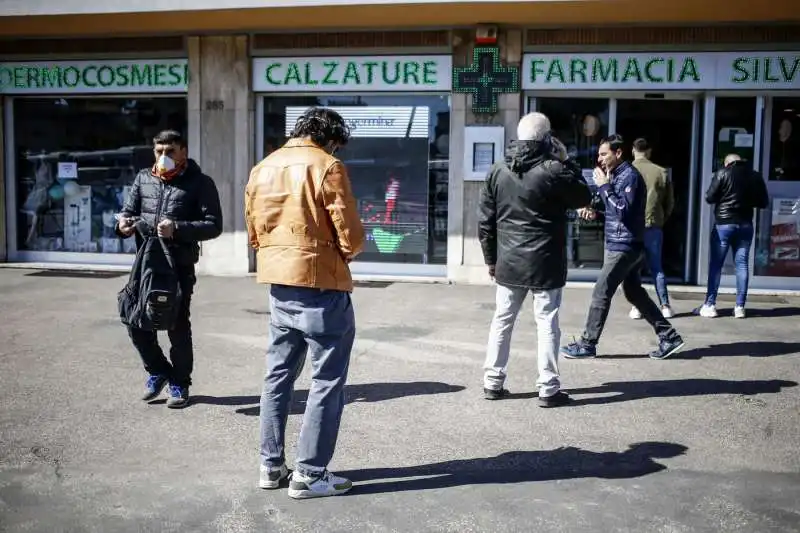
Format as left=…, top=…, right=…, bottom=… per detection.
left=0, top=268, right=798, bottom=533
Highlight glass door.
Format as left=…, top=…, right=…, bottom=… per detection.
left=697, top=95, right=764, bottom=289
left=527, top=93, right=700, bottom=283
left=615, top=97, right=699, bottom=283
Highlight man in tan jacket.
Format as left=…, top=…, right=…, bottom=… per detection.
left=245, top=107, right=364, bottom=500
left=629, top=137, right=675, bottom=320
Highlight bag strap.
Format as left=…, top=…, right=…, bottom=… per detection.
left=157, top=237, right=177, bottom=271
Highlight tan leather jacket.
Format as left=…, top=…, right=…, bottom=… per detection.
left=245, top=138, right=365, bottom=292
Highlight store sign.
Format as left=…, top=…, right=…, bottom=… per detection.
left=522, top=52, right=800, bottom=90
left=0, top=59, right=188, bottom=94
left=253, top=56, right=452, bottom=92
left=284, top=106, right=430, bottom=138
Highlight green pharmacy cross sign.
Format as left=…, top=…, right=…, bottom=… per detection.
left=453, top=46, right=520, bottom=114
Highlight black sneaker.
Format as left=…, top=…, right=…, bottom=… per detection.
left=166, top=385, right=190, bottom=408
left=649, top=334, right=686, bottom=360
left=483, top=388, right=509, bottom=400
left=141, top=375, right=168, bottom=401
left=538, top=390, right=571, bottom=408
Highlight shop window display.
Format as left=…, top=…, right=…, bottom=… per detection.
left=533, top=97, right=609, bottom=269
left=263, top=95, right=450, bottom=264
left=14, top=97, right=187, bottom=254
left=754, top=97, right=800, bottom=278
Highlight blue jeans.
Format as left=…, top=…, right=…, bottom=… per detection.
left=705, top=223, right=754, bottom=307
left=643, top=227, right=669, bottom=306
left=260, top=284, right=355, bottom=477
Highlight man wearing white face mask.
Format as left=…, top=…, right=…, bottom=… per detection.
left=116, top=130, right=223, bottom=408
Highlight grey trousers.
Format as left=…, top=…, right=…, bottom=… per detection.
left=259, top=284, right=355, bottom=477
left=483, top=284, right=562, bottom=397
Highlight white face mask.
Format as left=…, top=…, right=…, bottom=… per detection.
left=156, top=154, right=176, bottom=174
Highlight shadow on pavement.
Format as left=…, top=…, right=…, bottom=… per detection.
left=341, top=442, right=687, bottom=495
left=744, top=307, right=800, bottom=318
left=191, top=381, right=466, bottom=415
left=566, top=378, right=798, bottom=406
left=602, top=341, right=800, bottom=359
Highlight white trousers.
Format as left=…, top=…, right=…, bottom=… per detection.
left=483, top=284, right=562, bottom=398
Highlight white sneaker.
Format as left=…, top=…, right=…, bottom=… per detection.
left=698, top=304, right=718, bottom=318
left=734, top=306, right=746, bottom=319
left=288, top=470, right=353, bottom=499
left=629, top=306, right=643, bottom=319
left=661, top=305, right=675, bottom=319
left=259, top=464, right=291, bottom=490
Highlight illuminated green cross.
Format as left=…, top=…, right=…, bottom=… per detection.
left=453, top=46, right=520, bottom=114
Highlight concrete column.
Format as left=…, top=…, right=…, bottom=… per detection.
left=187, top=35, right=252, bottom=276
left=448, top=29, right=523, bottom=284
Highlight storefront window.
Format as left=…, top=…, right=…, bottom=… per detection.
left=262, top=95, right=450, bottom=264
left=767, top=97, right=800, bottom=182
left=754, top=97, right=800, bottom=278
left=710, top=97, right=758, bottom=276
left=533, top=97, right=609, bottom=269
left=14, top=97, right=186, bottom=254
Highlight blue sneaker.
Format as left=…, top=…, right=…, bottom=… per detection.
left=649, top=334, right=686, bottom=360
left=166, top=385, right=190, bottom=409
left=561, top=339, right=597, bottom=359
left=142, top=375, right=168, bottom=401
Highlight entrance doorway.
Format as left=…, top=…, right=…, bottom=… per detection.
left=615, top=99, right=696, bottom=282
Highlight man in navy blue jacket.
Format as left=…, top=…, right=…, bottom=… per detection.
left=561, top=134, right=685, bottom=360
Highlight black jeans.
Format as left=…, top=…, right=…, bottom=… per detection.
left=581, top=249, right=676, bottom=346
left=127, top=266, right=196, bottom=388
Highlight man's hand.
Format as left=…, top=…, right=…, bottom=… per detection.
left=551, top=137, right=568, bottom=162
left=118, top=217, right=136, bottom=237
left=157, top=219, right=176, bottom=239
left=488, top=264, right=496, bottom=279
left=593, top=167, right=609, bottom=187
left=577, top=207, right=597, bottom=221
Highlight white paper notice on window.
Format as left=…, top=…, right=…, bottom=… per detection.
left=57, top=162, right=78, bottom=180
left=734, top=133, right=754, bottom=148
left=473, top=142, right=495, bottom=173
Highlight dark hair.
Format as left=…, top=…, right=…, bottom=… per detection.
left=600, top=133, right=625, bottom=153
left=153, top=129, right=187, bottom=148
left=632, top=138, right=649, bottom=152
left=290, top=107, right=351, bottom=147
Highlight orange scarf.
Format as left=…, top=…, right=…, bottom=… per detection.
left=151, top=159, right=187, bottom=181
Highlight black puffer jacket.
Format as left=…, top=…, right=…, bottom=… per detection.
left=478, top=140, right=592, bottom=290
left=706, top=160, right=769, bottom=224
left=117, top=159, right=223, bottom=266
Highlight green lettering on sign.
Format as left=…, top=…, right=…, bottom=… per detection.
left=679, top=58, right=700, bottom=83
left=255, top=57, right=448, bottom=91
left=284, top=63, right=302, bottom=85
left=546, top=60, right=565, bottom=84
left=342, top=62, right=361, bottom=85
left=0, top=60, right=188, bottom=94
left=593, top=58, right=618, bottom=83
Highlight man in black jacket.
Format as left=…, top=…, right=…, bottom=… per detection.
left=116, top=130, right=223, bottom=408
left=478, top=112, right=591, bottom=407
left=698, top=153, right=769, bottom=319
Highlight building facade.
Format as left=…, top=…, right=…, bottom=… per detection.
left=1, top=1, right=799, bottom=290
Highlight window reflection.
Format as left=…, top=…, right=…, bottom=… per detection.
left=263, top=95, right=450, bottom=265
left=534, top=97, right=608, bottom=269
left=769, top=98, right=800, bottom=182
left=14, top=97, right=186, bottom=254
